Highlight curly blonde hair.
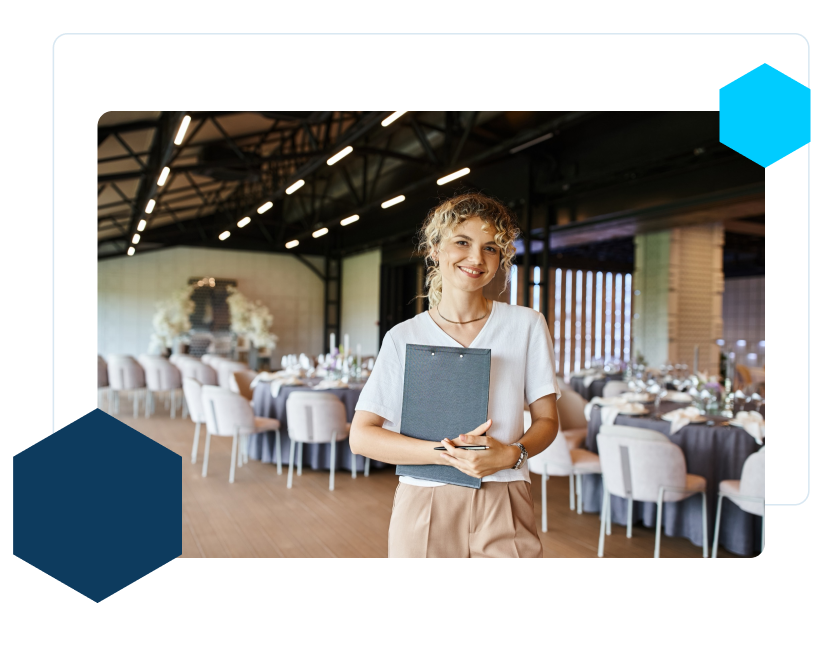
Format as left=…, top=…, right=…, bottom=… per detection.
left=418, top=193, right=519, bottom=308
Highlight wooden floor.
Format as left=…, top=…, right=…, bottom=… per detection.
left=115, top=405, right=738, bottom=558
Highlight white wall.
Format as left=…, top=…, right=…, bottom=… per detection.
left=98, top=247, right=325, bottom=359
left=340, top=249, right=381, bottom=356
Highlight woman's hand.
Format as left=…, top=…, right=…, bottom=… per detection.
left=438, top=419, right=521, bottom=479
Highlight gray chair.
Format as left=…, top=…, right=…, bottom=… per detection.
left=106, top=355, right=146, bottom=417
left=712, top=447, right=765, bottom=557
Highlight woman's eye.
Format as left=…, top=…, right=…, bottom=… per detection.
left=485, top=247, right=499, bottom=253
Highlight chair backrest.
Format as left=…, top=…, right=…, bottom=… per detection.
left=182, top=377, right=205, bottom=423
left=230, top=370, right=257, bottom=401
left=107, top=356, right=145, bottom=390
left=213, top=359, right=250, bottom=389
left=603, top=381, right=630, bottom=398
left=98, top=355, right=108, bottom=388
left=738, top=447, right=765, bottom=515
left=597, top=424, right=687, bottom=503
left=556, top=388, right=588, bottom=431
left=177, top=358, right=218, bottom=386
left=142, top=358, right=182, bottom=391
left=200, top=385, right=254, bottom=437
left=285, top=391, right=348, bottom=443
left=736, top=364, right=753, bottom=387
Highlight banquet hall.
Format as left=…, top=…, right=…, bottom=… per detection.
left=97, top=110, right=765, bottom=558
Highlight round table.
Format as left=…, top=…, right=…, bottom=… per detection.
left=583, top=401, right=763, bottom=556
left=249, top=379, right=388, bottom=473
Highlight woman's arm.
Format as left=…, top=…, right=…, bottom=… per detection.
left=349, top=410, right=444, bottom=465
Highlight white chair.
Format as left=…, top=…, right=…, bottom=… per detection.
left=230, top=369, right=258, bottom=402
left=603, top=381, right=630, bottom=397
left=176, top=357, right=218, bottom=386
left=140, top=356, right=184, bottom=418
left=182, top=377, right=206, bottom=465
left=712, top=447, right=765, bottom=557
left=596, top=424, right=708, bottom=558
left=200, top=385, right=281, bottom=483
left=98, top=355, right=109, bottom=409
left=106, top=355, right=146, bottom=418
left=214, top=359, right=250, bottom=390
left=285, top=392, right=363, bottom=491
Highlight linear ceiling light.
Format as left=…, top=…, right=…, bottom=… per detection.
left=157, top=166, right=170, bottom=186
left=137, top=219, right=147, bottom=232
left=285, top=240, right=299, bottom=249
left=437, top=167, right=470, bottom=185
left=312, top=227, right=329, bottom=238
left=127, top=247, right=135, bottom=256
left=145, top=199, right=156, bottom=213
left=257, top=201, right=273, bottom=214
left=174, top=115, right=192, bottom=145
left=382, top=111, right=407, bottom=127
left=381, top=195, right=405, bottom=209
left=340, top=214, right=359, bottom=226
left=219, top=231, right=231, bottom=241
left=327, top=146, right=353, bottom=166
left=237, top=216, right=251, bottom=228
left=132, top=233, right=141, bottom=244
left=285, top=179, right=305, bottom=195
left=509, top=131, right=555, bottom=154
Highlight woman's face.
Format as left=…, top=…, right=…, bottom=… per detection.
left=436, top=217, right=502, bottom=295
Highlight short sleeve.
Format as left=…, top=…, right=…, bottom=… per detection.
left=524, top=311, right=561, bottom=405
left=354, top=330, right=404, bottom=430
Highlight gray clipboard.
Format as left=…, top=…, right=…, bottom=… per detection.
left=396, top=344, right=491, bottom=489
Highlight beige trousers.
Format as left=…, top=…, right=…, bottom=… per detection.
left=388, top=480, right=543, bottom=558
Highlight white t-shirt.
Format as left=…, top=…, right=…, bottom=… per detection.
left=354, top=300, right=561, bottom=487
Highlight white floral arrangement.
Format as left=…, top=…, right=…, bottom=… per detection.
left=226, top=286, right=279, bottom=350
left=150, top=286, right=195, bottom=351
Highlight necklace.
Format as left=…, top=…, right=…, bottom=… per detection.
left=436, top=300, right=489, bottom=325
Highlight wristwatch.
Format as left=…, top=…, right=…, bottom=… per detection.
left=511, top=442, right=528, bottom=469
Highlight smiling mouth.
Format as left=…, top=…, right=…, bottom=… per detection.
left=458, top=266, right=484, bottom=278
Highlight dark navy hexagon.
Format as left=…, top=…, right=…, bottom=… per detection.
left=14, top=409, right=181, bottom=602
left=720, top=63, right=810, bottom=168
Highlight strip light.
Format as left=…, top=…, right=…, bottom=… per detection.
left=382, top=111, right=407, bottom=127
left=127, top=247, right=135, bottom=256
left=509, top=131, right=555, bottom=154
left=381, top=195, right=405, bottom=209
left=257, top=201, right=273, bottom=214
left=312, top=227, right=329, bottom=238
left=286, top=179, right=305, bottom=195
left=219, top=231, right=231, bottom=241
left=157, top=166, right=170, bottom=186
left=132, top=233, right=140, bottom=244
left=137, top=220, right=146, bottom=232
left=327, top=146, right=353, bottom=166
left=437, top=167, right=470, bottom=185
left=285, top=240, right=299, bottom=249
left=237, top=217, right=251, bottom=228
left=340, top=214, right=359, bottom=226
left=145, top=199, right=156, bottom=213
left=174, top=115, right=192, bottom=145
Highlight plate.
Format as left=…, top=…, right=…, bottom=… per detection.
left=618, top=408, right=650, bottom=416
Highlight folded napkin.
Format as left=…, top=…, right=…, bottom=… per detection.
left=313, top=379, right=349, bottom=390
left=621, top=391, right=652, bottom=403
left=661, top=406, right=706, bottom=435
left=250, top=371, right=280, bottom=389
left=270, top=376, right=305, bottom=397
left=572, top=367, right=602, bottom=378
left=662, top=390, right=693, bottom=403
left=583, top=373, right=606, bottom=388
left=731, top=411, right=765, bottom=445
left=583, top=396, right=626, bottom=421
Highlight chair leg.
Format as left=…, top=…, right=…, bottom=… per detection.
left=541, top=466, right=548, bottom=533
left=287, top=438, right=296, bottom=488
left=202, top=432, right=211, bottom=477
left=606, top=493, right=611, bottom=536
left=297, top=442, right=303, bottom=476
left=701, top=492, right=708, bottom=558
left=712, top=493, right=725, bottom=558
left=576, top=474, right=583, bottom=514
left=275, top=431, right=282, bottom=475
left=330, top=431, right=337, bottom=491
left=145, top=390, right=152, bottom=418
left=170, top=390, right=176, bottom=419
left=627, top=497, right=633, bottom=539
left=229, top=428, right=239, bottom=483
left=569, top=474, right=575, bottom=510
left=133, top=390, right=139, bottom=418
left=191, top=422, right=201, bottom=464
left=598, top=485, right=608, bottom=557
left=365, top=457, right=371, bottom=477
left=182, top=396, right=188, bottom=420
left=655, top=488, right=665, bottom=558
left=237, top=433, right=244, bottom=469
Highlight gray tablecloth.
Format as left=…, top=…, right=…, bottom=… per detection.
left=583, top=401, right=763, bottom=556
left=249, top=380, right=386, bottom=472
left=570, top=373, right=624, bottom=400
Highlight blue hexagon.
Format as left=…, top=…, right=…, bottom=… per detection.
left=720, top=63, right=810, bottom=168
left=14, top=409, right=181, bottom=602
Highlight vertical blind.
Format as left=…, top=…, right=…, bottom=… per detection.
left=513, top=266, right=633, bottom=376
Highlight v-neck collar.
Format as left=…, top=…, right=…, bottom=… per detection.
left=424, top=299, right=498, bottom=349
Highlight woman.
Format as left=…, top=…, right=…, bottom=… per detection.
left=350, top=193, right=560, bottom=558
